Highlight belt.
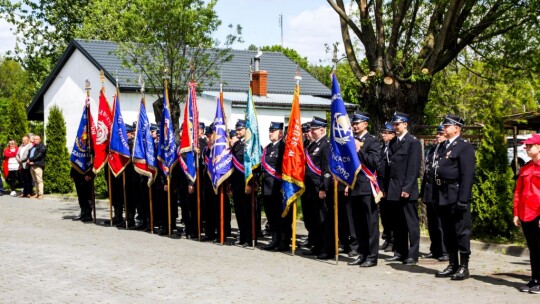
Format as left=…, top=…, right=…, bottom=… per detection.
left=435, top=178, right=458, bottom=186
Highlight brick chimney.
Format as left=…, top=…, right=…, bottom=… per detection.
left=252, top=70, right=267, bottom=97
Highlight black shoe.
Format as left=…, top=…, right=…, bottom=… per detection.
left=423, top=252, right=436, bottom=259
left=518, top=280, right=538, bottom=292
left=437, top=255, right=449, bottom=262
left=348, top=250, right=360, bottom=257
left=276, top=245, right=290, bottom=252
left=348, top=255, right=366, bottom=266
left=435, top=265, right=458, bottom=278
left=529, top=284, right=540, bottom=294
left=402, top=258, right=417, bottom=266
left=360, top=260, right=377, bottom=267
left=81, top=216, right=93, bottom=223
left=384, top=255, right=403, bottom=262
left=126, top=220, right=137, bottom=229
left=379, top=240, right=390, bottom=250
left=316, top=253, right=332, bottom=260
left=72, top=214, right=83, bottom=221
left=303, top=248, right=320, bottom=256
left=450, top=266, right=469, bottom=280
left=384, top=243, right=394, bottom=252
left=262, top=241, right=278, bottom=251
left=133, top=221, right=148, bottom=231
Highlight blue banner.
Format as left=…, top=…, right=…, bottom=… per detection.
left=329, top=73, right=361, bottom=188
left=244, top=88, right=262, bottom=188
left=157, top=88, right=178, bottom=176
left=132, top=97, right=157, bottom=185
left=108, top=94, right=131, bottom=176
left=179, top=85, right=197, bottom=182
left=209, top=97, right=233, bottom=193
left=70, top=106, right=93, bottom=174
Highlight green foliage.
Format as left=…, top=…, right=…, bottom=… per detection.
left=43, top=106, right=72, bottom=194
left=471, top=97, right=515, bottom=239
left=93, top=169, right=108, bottom=199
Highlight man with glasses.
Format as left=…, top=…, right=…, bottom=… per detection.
left=420, top=125, right=448, bottom=262
left=384, top=112, right=422, bottom=266
left=433, top=114, right=475, bottom=280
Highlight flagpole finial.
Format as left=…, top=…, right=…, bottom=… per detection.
left=85, top=79, right=91, bottom=97
left=294, top=65, right=302, bottom=84
left=162, top=67, right=170, bottom=80
left=138, top=74, right=145, bottom=94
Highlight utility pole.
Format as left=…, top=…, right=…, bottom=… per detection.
left=279, top=13, right=283, bottom=48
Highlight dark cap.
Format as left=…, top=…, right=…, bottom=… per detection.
left=390, top=112, right=410, bottom=123
left=150, top=124, right=158, bottom=132
left=381, top=122, right=395, bottom=133
left=436, top=125, right=444, bottom=133
left=199, top=122, right=206, bottom=129
left=204, top=126, right=213, bottom=135
left=125, top=123, right=134, bottom=133
left=229, top=129, right=237, bottom=138
left=310, top=116, right=327, bottom=128
left=235, top=119, right=246, bottom=129
left=269, top=122, right=284, bottom=131
left=441, top=114, right=464, bottom=127
left=352, top=112, right=369, bottom=123
left=301, top=122, right=310, bottom=133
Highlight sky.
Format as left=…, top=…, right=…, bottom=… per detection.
left=0, top=0, right=346, bottom=65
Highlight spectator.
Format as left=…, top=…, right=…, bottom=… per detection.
left=27, top=135, right=46, bottom=199
left=16, top=135, right=33, bottom=198
left=3, top=140, right=20, bottom=196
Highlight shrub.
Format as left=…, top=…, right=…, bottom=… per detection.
left=43, top=105, right=73, bottom=194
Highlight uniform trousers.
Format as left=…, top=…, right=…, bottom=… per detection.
left=390, top=198, right=420, bottom=261
left=302, top=189, right=325, bottom=252
left=435, top=203, right=472, bottom=257
left=348, top=195, right=379, bottom=261
left=232, top=189, right=253, bottom=243
left=74, top=178, right=93, bottom=217
left=522, top=216, right=540, bottom=281
left=379, top=198, right=394, bottom=244
left=425, top=201, right=447, bottom=257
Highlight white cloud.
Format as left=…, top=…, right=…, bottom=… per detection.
left=285, top=5, right=345, bottom=65
left=0, top=19, right=17, bottom=56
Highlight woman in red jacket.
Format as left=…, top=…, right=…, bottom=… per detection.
left=3, top=140, right=19, bottom=196
left=514, top=134, right=540, bottom=293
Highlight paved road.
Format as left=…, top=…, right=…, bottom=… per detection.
left=0, top=195, right=535, bottom=303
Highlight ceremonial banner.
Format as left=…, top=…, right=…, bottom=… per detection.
left=329, top=73, right=361, bottom=187
left=132, top=96, right=157, bottom=185
left=178, top=82, right=198, bottom=182
left=108, top=94, right=131, bottom=176
left=209, top=97, right=233, bottom=193
left=281, top=84, right=305, bottom=217
left=70, top=104, right=94, bottom=174
left=92, top=89, right=113, bottom=173
left=157, top=87, right=177, bottom=176
left=244, top=88, right=262, bottom=189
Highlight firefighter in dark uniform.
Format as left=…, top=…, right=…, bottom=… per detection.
left=261, top=122, right=287, bottom=250
left=230, top=119, right=253, bottom=246
left=201, top=126, right=219, bottom=241
left=433, top=114, right=475, bottom=280
left=302, top=116, right=333, bottom=259
left=377, top=123, right=396, bottom=252
left=70, top=167, right=95, bottom=222
left=420, top=125, right=448, bottom=261
left=384, top=112, right=422, bottom=265
left=347, top=112, right=381, bottom=267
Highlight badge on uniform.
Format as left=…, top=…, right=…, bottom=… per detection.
left=446, top=151, right=451, bottom=159
left=313, top=147, right=319, bottom=155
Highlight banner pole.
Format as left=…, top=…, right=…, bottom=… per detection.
left=167, top=175, right=172, bottom=237
left=196, top=152, right=201, bottom=241
left=334, top=179, right=339, bottom=265
left=123, top=172, right=128, bottom=229
left=251, top=179, right=256, bottom=249
left=149, top=184, right=154, bottom=234
left=108, top=168, right=113, bottom=226
left=292, top=200, right=297, bottom=256
left=220, top=185, right=224, bottom=245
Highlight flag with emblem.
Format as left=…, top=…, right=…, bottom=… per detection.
left=329, top=73, right=361, bottom=187
left=244, top=88, right=262, bottom=189
left=281, top=84, right=305, bottom=217
left=132, top=96, right=157, bottom=185
left=70, top=103, right=94, bottom=174
left=209, top=97, right=233, bottom=193
left=178, top=81, right=199, bottom=182
left=108, top=94, right=131, bottom=176
left=92, top=89, right=113, bottom=173
left=157, top=86, right=178, bottom=176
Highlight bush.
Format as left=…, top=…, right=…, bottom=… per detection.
left=471, top=98, right=514, bottom=239
left=43, top=105, right=73, bottom=194
left=94, top=169, right=109, bottom=199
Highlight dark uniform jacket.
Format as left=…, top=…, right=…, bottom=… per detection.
left=377, top=141, right=391, bottom=193
left=386, top=132, right=422, bottom=201
left=350, top=132, right=381, bottom=196
left=231, top=139, right=245, bottom=192
left=261, top=140, right=284, bottom=196
left=434, top=136, right=475, bottom=206
left=304, top=137, right=332, bottom=192
left=420, top=144, right=441, bottom=203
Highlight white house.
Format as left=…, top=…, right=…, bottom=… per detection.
left=28, top=39, right=356, bottom=147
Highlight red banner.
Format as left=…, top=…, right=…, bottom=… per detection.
left=92, top=89, right=113, bottom=173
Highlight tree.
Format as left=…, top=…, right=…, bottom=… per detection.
left=327, top=0, right=539, bottom=129
left=0, top=58, right=30, bottom=144
left=76, top=0, right=241, bottom=130
left=43, top=105, right=72, bottom=193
